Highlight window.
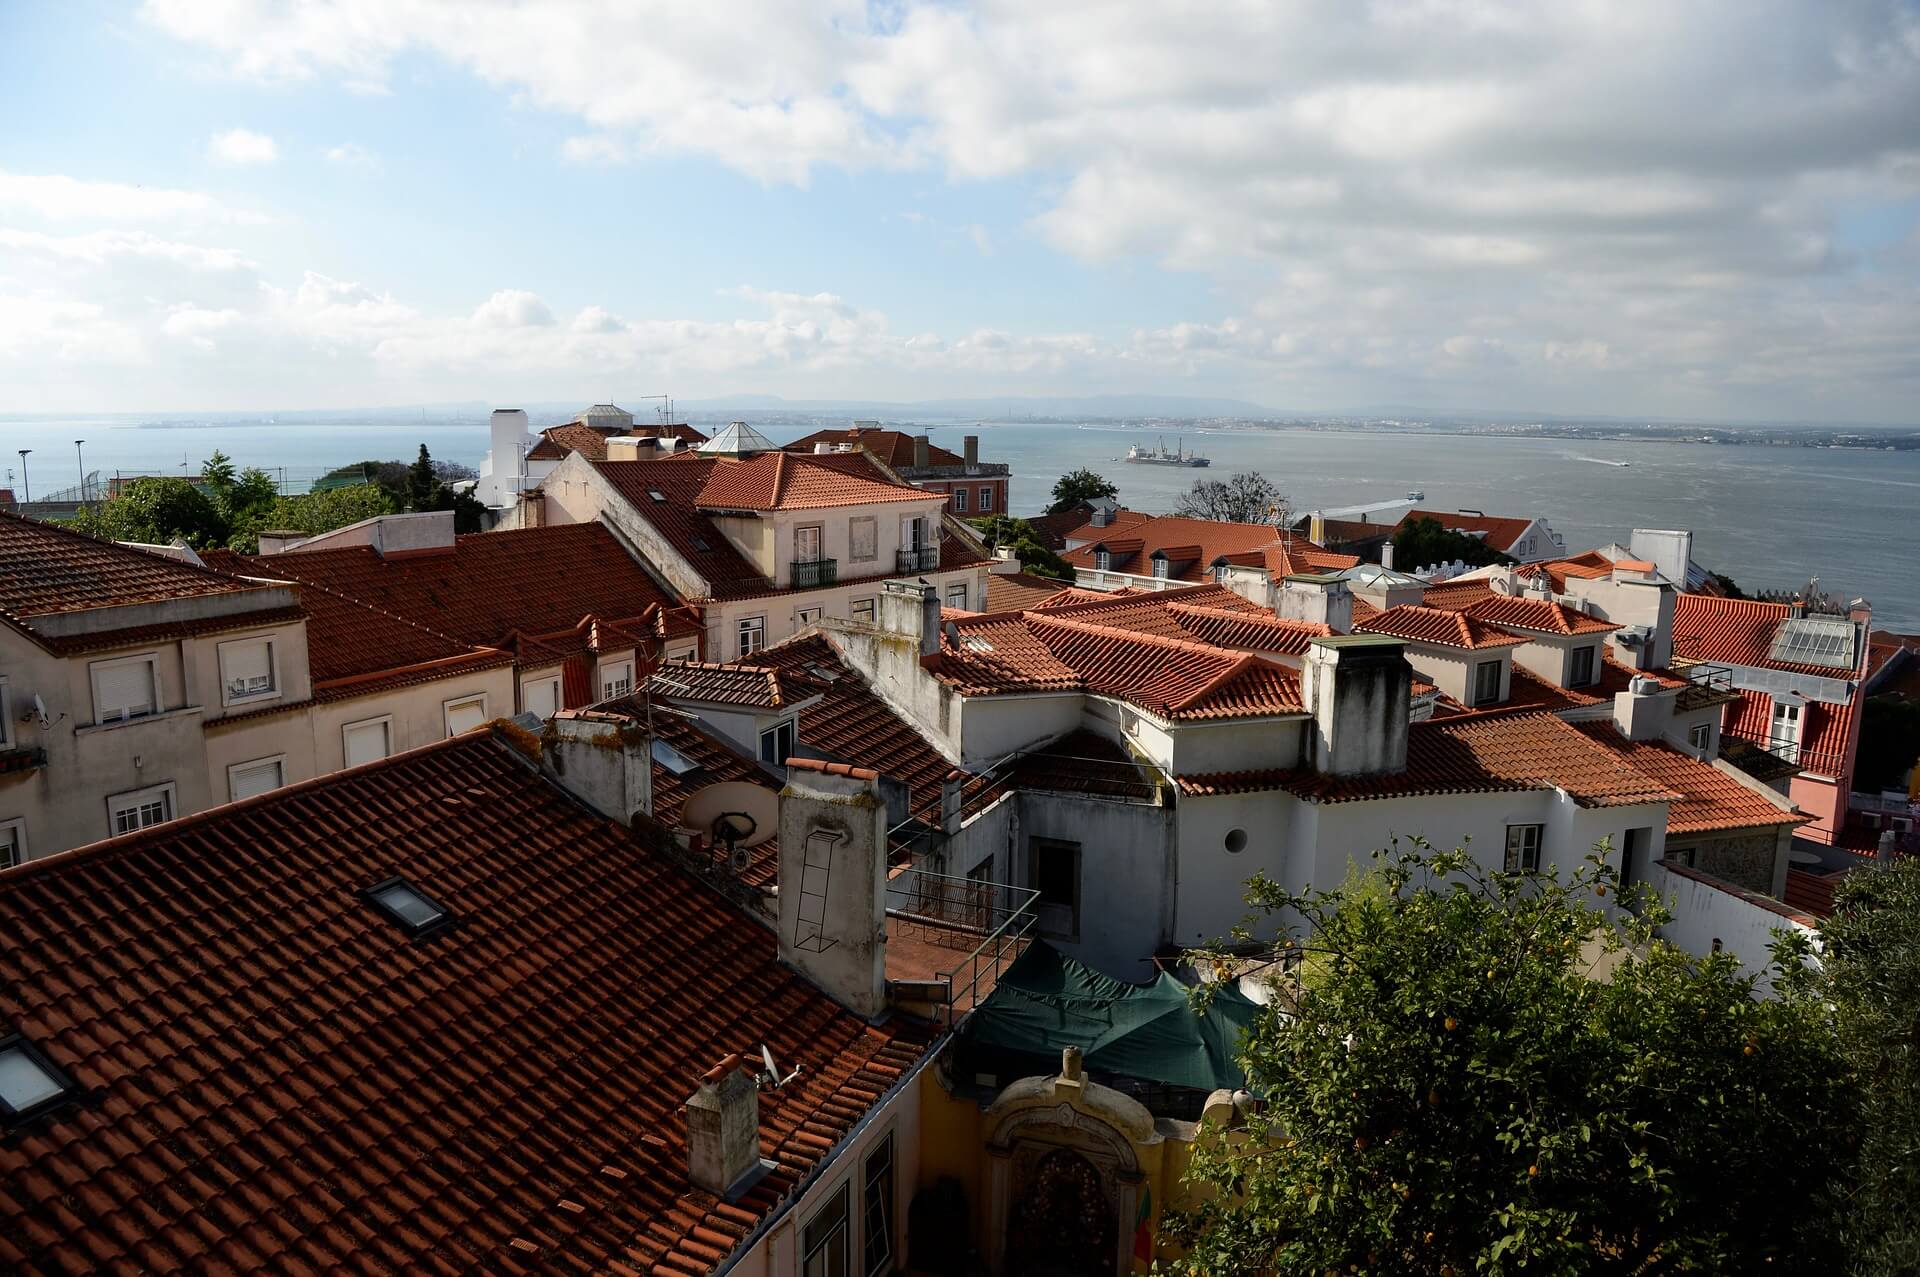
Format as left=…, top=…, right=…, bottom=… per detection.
left=228, top=756, right=285, bottom=801
left=1032, top=837, right=1081, bottom=940
left=902, top=516, right=927, bottom=549
left=1771, top=700, right=1802, bottom=764
left=952, top=487, right=969, bottom=513
left=760, top=719, right=797, bottom=767
left=1095, top=550, right=1111, bottom=571
left=652, top=737, right=702, bottom=776
left=863, top=1133, right=896, bottom=1277
left=849, top=517, right=878, bottom=562
left=218, top=636, right=277, bottom=705
left=0, top=1032, right=74, bottom=1125
left=851, top=597, right=876, bottom=623
left=945, top=583, right=968, bottom=611
left=738, top=615, right=766, bottom=658
left=108, top=783, right=175, bottom=836
left=803, top=1181, right=851, bottom=1277
left=1152, top=555, right=1170, bottom=579
left=0, top=819, right=23, bottom=870
left=1224, top=828, right=1248, bottom=854
left=444, top=694, right=488, bottom=736
left=1472, top=660, right=1502, bottom=707
left=1688, top=722, right=1712, bottom=752
left=522, top=675, right=562, bottom=720
left=1504, top=824, right=1543, bottom=873
left=647, top=488, right=667, bottom=502
left=363, top=876, right=452, bottom=937
left=797, top=607, right=823, bottom=628
left=600, top=659, right=635, bottom=700
left=343, top=717, right=392, bottom=767
left=978, top=486, right=994, bottom=512
left=1568, top=645, right=1596, bottom=688
left=796, top=524, right=824, bottom=563
left=90, top=654, right=158, bottom=723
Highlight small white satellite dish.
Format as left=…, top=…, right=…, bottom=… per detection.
left=681, top=781, right=780, bottom=852
left=30, top=694, right=51, bottom=727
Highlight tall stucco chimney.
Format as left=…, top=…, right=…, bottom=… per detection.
left=963, top=435, right=979, bottom=466
left=1379, top=540, right=1395, bottom=570
left=686, top=1055, right=769, bottom=1197
left=914, top=435, right=931, bottom=469
left=778, top=760, right=890, bottom=1018
left=879, top=577, right=942, bottom=658
left=1277, top=573, right=1354, bottom=634
left=1302, top=635, right=1411, bottom=776
left=538, top=711, right=653, bottom=825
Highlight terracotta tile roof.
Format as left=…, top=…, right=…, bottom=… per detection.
left=754, top=636, right=961, bottom=824
left=1181, top=712, right=1679, bottom=807
left=1357, top=604, right=1529, bottom=651
left=1163, top=603, right=1331, bottom=656
left=694, top=451, right=933, bottom=511
left=1721, top=687, right=1858, bottom=778
left=1051, top=506, right=1154, bottom=546
left=0, top=730, right=935, bottom=1274
left=985, top=571, right=1072, bottom=612
left=649, top=659, right=790, bottom=709
left=1351, top=596, right=1381, bottom=623
left=1512, top=552, right=1615, bottom=593
left=783, top=428, right=965, bottom=470
left=1418, top=580, right=1498, bottom=612
left=1463, top=596, right=1620, bottom=636
left=937, top=613, right=1304, bottom=720
left=1059, top=515, right=1355, bottom=585
left=1396, top=508, right=1535, bottom=553
left=0, top=513, right=294, bottom=652
left=527, top=421, right=710, bottom=461
left=1672, top=594, right=1867, bottom=678
left=1783, top=867, right=1846, bottom=918
left=1573, top=723, right=1806, bottom=835
left=630, top=700, right=784, bottom=889
left=213, top=523, right=679, bottom=657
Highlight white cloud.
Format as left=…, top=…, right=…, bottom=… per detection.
left=471, top=289, right=556, bottom=328
left=0, top=170, right=239, bottom=222
left=207, top=128, right=278, bottom=166
left=324, top=143, right=378, bottom=168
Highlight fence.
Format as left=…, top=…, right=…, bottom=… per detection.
left=884, top=866, right=1039, bottom=1023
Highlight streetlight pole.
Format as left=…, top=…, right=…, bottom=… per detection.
left=16, top=450, right=29, bottom=505
left=74, top=440, right=86, bottom=504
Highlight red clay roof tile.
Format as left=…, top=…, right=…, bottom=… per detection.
left=1462, top=596, right=1619, bottom=636
left=0, top=730, right=935, bottom=1274
left=694, top=452, right=932, bottom=511
left=1395, top=509, right=1536, bottom=553
left=1357, top=604, right=1528, bottom=650
left=1573, top=723, right=1806, bottom=835
left=984, top=572, right=1071, bottom=612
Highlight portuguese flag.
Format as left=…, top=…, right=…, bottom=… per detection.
left=1132, top=1183, right=1154, bottom=1266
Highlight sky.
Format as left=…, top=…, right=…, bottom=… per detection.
left=1, top=1, right=1918, bottom=421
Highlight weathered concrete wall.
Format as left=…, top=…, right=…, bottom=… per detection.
left=1667, top=828, right=1788, bottom=896
left=1013, top=789, right=1176, bottom=979
left=779, top=765, right=889, bottom=1018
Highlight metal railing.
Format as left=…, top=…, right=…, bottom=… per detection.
left=885, top=866, right=1038, bottom=1024
left=896, top=545, right=940, bottom=573
left=1681, top=661, right=1734, bottom=693
left=790, top=557, right=838, bottom=588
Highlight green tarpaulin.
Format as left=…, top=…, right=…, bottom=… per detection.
left=960, top=941, right=1264, bottom=1093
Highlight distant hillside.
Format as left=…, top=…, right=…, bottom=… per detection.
left=678, top=393, right=1278, bottom=419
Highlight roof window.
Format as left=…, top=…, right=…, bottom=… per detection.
left=648, top=489, right=667, bottom=502
left=651, top=737, right=703, bottom=776
left=0, top=1032, right=74, bottom=1124
left=363, top=877, right=453, bottom=936
left=689, top=535, right=712, bottom=552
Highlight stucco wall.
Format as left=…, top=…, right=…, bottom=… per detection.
left=1013, top=789, right=1176, bottom=979
left=1648, top=862, right=1815, bottom=992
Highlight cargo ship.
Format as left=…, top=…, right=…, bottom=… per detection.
left=1124, top=437, right=1211, bottom=467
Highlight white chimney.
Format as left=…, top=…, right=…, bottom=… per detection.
left=879, top=578, right=942, bottom=658
left=1379, top=541, right=1395, bottom=570
left=1276, top=573, right=1354, bottom=634
left=814, top=442, right=835, bottom=454
left=1611, top=675, right=1672, bottom=742
left=1302, top=636, right=1411, bottom=776
left=538, top=711, right=653, bottom=824
left=1628, top=529, right=1693, bottom=587
left=686, top=1055, right=770, bottom=1196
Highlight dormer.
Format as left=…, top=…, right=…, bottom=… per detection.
left=1355, top=605, right=1528, bottom=708
left=1459, top=597, right=1620, bottom=691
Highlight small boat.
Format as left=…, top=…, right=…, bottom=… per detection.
left=1125, top=436, right=1211, bottom=467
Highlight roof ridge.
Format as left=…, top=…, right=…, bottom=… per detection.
left=1026, top=611, right=1245, bottom=665
left=217, top=557, right=494, bottom=656
left=1168, top=650, right=1262, bottom=710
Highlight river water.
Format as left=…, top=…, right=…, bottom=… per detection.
left=5, top=416, right=1915, bottom=630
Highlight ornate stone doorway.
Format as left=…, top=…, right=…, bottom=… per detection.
left=1006, top=1148, right=1113, bottom=1276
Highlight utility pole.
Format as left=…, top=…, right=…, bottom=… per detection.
left=74, top=440, right=86, bottom=504
left=16, top=450, right=29, bottom=505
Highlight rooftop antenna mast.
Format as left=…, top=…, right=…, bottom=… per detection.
left=633, top=393, right=674, bottom=425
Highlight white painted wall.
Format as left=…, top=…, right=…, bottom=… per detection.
left=1647, top=862, right=1816, bottom=993
left=1013, top=789, right=1176, bottom=979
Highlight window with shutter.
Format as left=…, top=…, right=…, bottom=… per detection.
left=849, top=517, right=877, bottom=562
left=228, top=757, right=284, bottom=800
left=444, top=696, right=487, bottom=736
left=91, top=657, right=157, bottom=722
left=343, top=718, right=391, bottom=767
left=219, top=638, right=275, bottom=704
left=522, top=676, right=562, bottom=719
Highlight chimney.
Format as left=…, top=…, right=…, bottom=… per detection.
left=963, top=435, right=979, bottom=466
left=1091, top=501, right=1113, bottom=528
left=1277, top=573, right=1354, bottom=634
left=814, top=442, right=835, bottom=454
left=254, top=529, right=306, bottom=556
left=1379, top=540, right=1395, bottom=570
left=1612, top=674, right=1673, bottom=742
left=538, top=711, right=653, bottom=825
left=1627, top=529, right=1693, bottom=587
left=913, top=435, right=930, bottom=469
left=1302, top=636, right=1411, bottom=776
left=779, top=760, right=890, bottom=1018
left=604, top=436, right=653, bottom=461
left=880, top=578, right=942, bottom=658
left=490, top=408, right=530, bottom=481
left=686, top=1055, right=770, bottom=1197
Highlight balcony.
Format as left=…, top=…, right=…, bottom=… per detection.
left=790, top=557, right=838, bottom=589
left=896, top=544, right=940, bottom=574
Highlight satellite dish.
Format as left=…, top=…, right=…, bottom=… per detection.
left=728, top=844, right=753, bottom=873
left=30, top=694, right=50, bottom=727
left=681, top=781, right=780, bottom=855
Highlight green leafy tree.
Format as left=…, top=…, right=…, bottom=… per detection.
left=1708, top=571, right=1746, bottom=599
left=423, top=480, right=488, bottom=534
left=969, top=514, right=1074, bottom=581
left=1049, top=468, right=1119, bottom=514
left=200, top=450, right=237, bottom=491
left=407, top=444, right=438, bottom=511
left=1392, top=516, right=1517, bottom=572
left=226, top=484, right=396, bottom=553
left=1172, top=471, right=1287, bottom=525
left=1824, top=857, right=1920, bottom=1275
left=226, top=467, right=280, bottom=523
left=69, top=476, right=230, bottom=548
left=1165, top=842, right=1853, bottom=1277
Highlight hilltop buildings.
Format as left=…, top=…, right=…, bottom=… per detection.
left=784, top=423, right=1011, bottom=516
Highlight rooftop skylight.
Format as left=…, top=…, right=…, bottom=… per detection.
left=1768, top=615, right=1857, bottom=670
left=0, top=1033, right=73, bottom=1123
left=648, top=489, right=667, bottom=502
left=363, top=877, right=452, bottom=936
left=651, top=737, right=703, bottom=776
